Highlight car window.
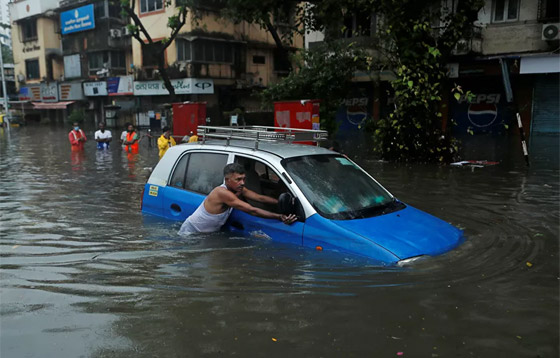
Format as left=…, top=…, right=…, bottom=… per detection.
left=170, top=154, right=189, bottom=188
left=184, top=152, right=228, bottom=195
left=234, top=155, right=288, bottom=213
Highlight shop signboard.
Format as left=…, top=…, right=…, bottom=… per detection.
left=59, top=82, right=85, bottom=101
left=83, top=82, right=108, bottom=96
left=61, top=4, right=95, bottom=35
left=41, top=82, right=59, bottom=102
left=19, top=85, right=41, bottom=101
left=133, top=78, right=214, bottom=96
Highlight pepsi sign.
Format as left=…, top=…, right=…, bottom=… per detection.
left=451, top=92, right=510, bottom=134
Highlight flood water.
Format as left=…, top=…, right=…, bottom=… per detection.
left=1, top=125, right=558, bottom=358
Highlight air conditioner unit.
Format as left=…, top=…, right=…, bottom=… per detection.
left=109, top=29, right=122, bottom=38
left=542, top=23, right=559, bottom=41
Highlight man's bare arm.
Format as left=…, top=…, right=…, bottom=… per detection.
left=219, top=189, right=296, bottom=224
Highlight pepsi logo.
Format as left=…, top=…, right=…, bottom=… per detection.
left=468, top=103, right=498, bottom=127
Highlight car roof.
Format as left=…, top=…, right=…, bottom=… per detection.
left=177, top=139, right=335, bottom=159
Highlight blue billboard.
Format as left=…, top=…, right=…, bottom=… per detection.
left=61, top=4, right=95, bottom=35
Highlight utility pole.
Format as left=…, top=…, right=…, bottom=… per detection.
left=0, top=43, right=8, bottom=117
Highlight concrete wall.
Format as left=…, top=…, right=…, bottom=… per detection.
left=478, top=0, right=550, bottom=55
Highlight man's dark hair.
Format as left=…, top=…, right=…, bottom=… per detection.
left=223, top=163, right=245, bottom=177
left=162, top=126, right=170, bottom=132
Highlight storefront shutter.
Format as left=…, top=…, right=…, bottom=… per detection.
left=531, top=74, right=559, bottom=134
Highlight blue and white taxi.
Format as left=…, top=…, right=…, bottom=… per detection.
left=141, top=126, right=463, bottom=265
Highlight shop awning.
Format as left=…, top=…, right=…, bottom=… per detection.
left=520, top=55, right=560, bottom=74
left=32, top=101, right=76, bottom=109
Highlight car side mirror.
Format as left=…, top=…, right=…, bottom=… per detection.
left=278, top=192, right=296, bottom=215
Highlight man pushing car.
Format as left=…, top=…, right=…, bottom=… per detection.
left=178, top=163, right=297, bottom=235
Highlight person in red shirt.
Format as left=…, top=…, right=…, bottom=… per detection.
left=68, top=122, right=87, bottom=151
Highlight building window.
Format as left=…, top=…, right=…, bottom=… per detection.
left=190, top=39, right=233, bottom=63
left=538, top=0, right=560, bottom=21
left=88, top=51, right=126, bottom=75
left=493, top=0, right=519, bottom=22
left=25, top=59, right=40, bottom=79
left=342, top=12, right=373, bottom=38
left=177, top=39, right=192, bottom=61
left=94, top=1, right=106, bottom=18
left=140, top=0, right=163, bottom=14
left=20, top=19, right=37, bottom=42
left=253, top=55, right=265, bottom=64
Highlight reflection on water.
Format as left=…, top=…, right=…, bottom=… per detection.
left=1, top=125, right=558, bottom=357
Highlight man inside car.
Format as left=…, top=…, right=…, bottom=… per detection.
left=178, top=163, right=297, bottom=235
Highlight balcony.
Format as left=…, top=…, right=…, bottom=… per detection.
left=9, top=0, right=60, bottom=22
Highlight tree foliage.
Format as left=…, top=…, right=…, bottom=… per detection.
left=369, top=0, right=483, bottom=162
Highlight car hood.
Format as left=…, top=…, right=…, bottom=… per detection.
left=331, top=204, right=463, bottom=260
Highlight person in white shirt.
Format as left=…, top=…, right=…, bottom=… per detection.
left=119, top=122, right=130, bottom=148
left=94, top=122, right=112, bottom=150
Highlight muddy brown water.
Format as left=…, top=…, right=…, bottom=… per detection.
left=1, top=125, right=558, bottom=357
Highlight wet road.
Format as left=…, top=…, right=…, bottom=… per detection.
left=1, top=125, right=558, bottom=357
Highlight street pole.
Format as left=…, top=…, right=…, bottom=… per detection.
left=0, top=43, right=9, bottom=118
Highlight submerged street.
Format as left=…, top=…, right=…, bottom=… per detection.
left=0, top=125, right=558, bottom=357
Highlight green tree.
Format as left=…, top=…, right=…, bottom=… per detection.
left=369, top=0, right=483, bottom=162
left=1, top=45, right=13, bottom=64
left=112, top=0, right=189, bottom=99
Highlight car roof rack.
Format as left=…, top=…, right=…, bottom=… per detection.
left=197, top=125, right=328, bottom=150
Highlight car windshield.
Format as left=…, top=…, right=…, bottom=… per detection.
left=282, top=155, right=404, bottom=220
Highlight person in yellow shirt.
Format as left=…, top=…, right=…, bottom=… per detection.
left=187, top=130, right=198, bottom=143
left=157, top=126, right=176, bottom=159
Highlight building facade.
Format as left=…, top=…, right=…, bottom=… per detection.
left=10, top=0, right=302, bottom=127
left=305, top=0, right=559, bottom=158
left=129, top=1, right=302, bottom=127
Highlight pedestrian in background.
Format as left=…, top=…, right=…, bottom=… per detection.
left=94, top=122, right=112, bottom=150
left=119, top=122, right=130, bottom=148
left=157, top=126, right=176, bottom=159
left=68, top=122, right=87, bottom=151
left=187, top=130, right=198, bottom=143
left=123, top=124, right=140, bottom=153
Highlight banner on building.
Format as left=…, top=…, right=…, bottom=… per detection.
left=107, top=76, right=133, bottom=96
left=133, top=78, right=214, bottom=96
left=61, top=4, right=95, bottom=35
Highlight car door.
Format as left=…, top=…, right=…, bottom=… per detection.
left=225, top=155, right=304, bottom=245
left=161, top=151, right=229, bottom=221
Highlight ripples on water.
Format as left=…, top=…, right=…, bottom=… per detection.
left=0, top=125, right=558, bottom=357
